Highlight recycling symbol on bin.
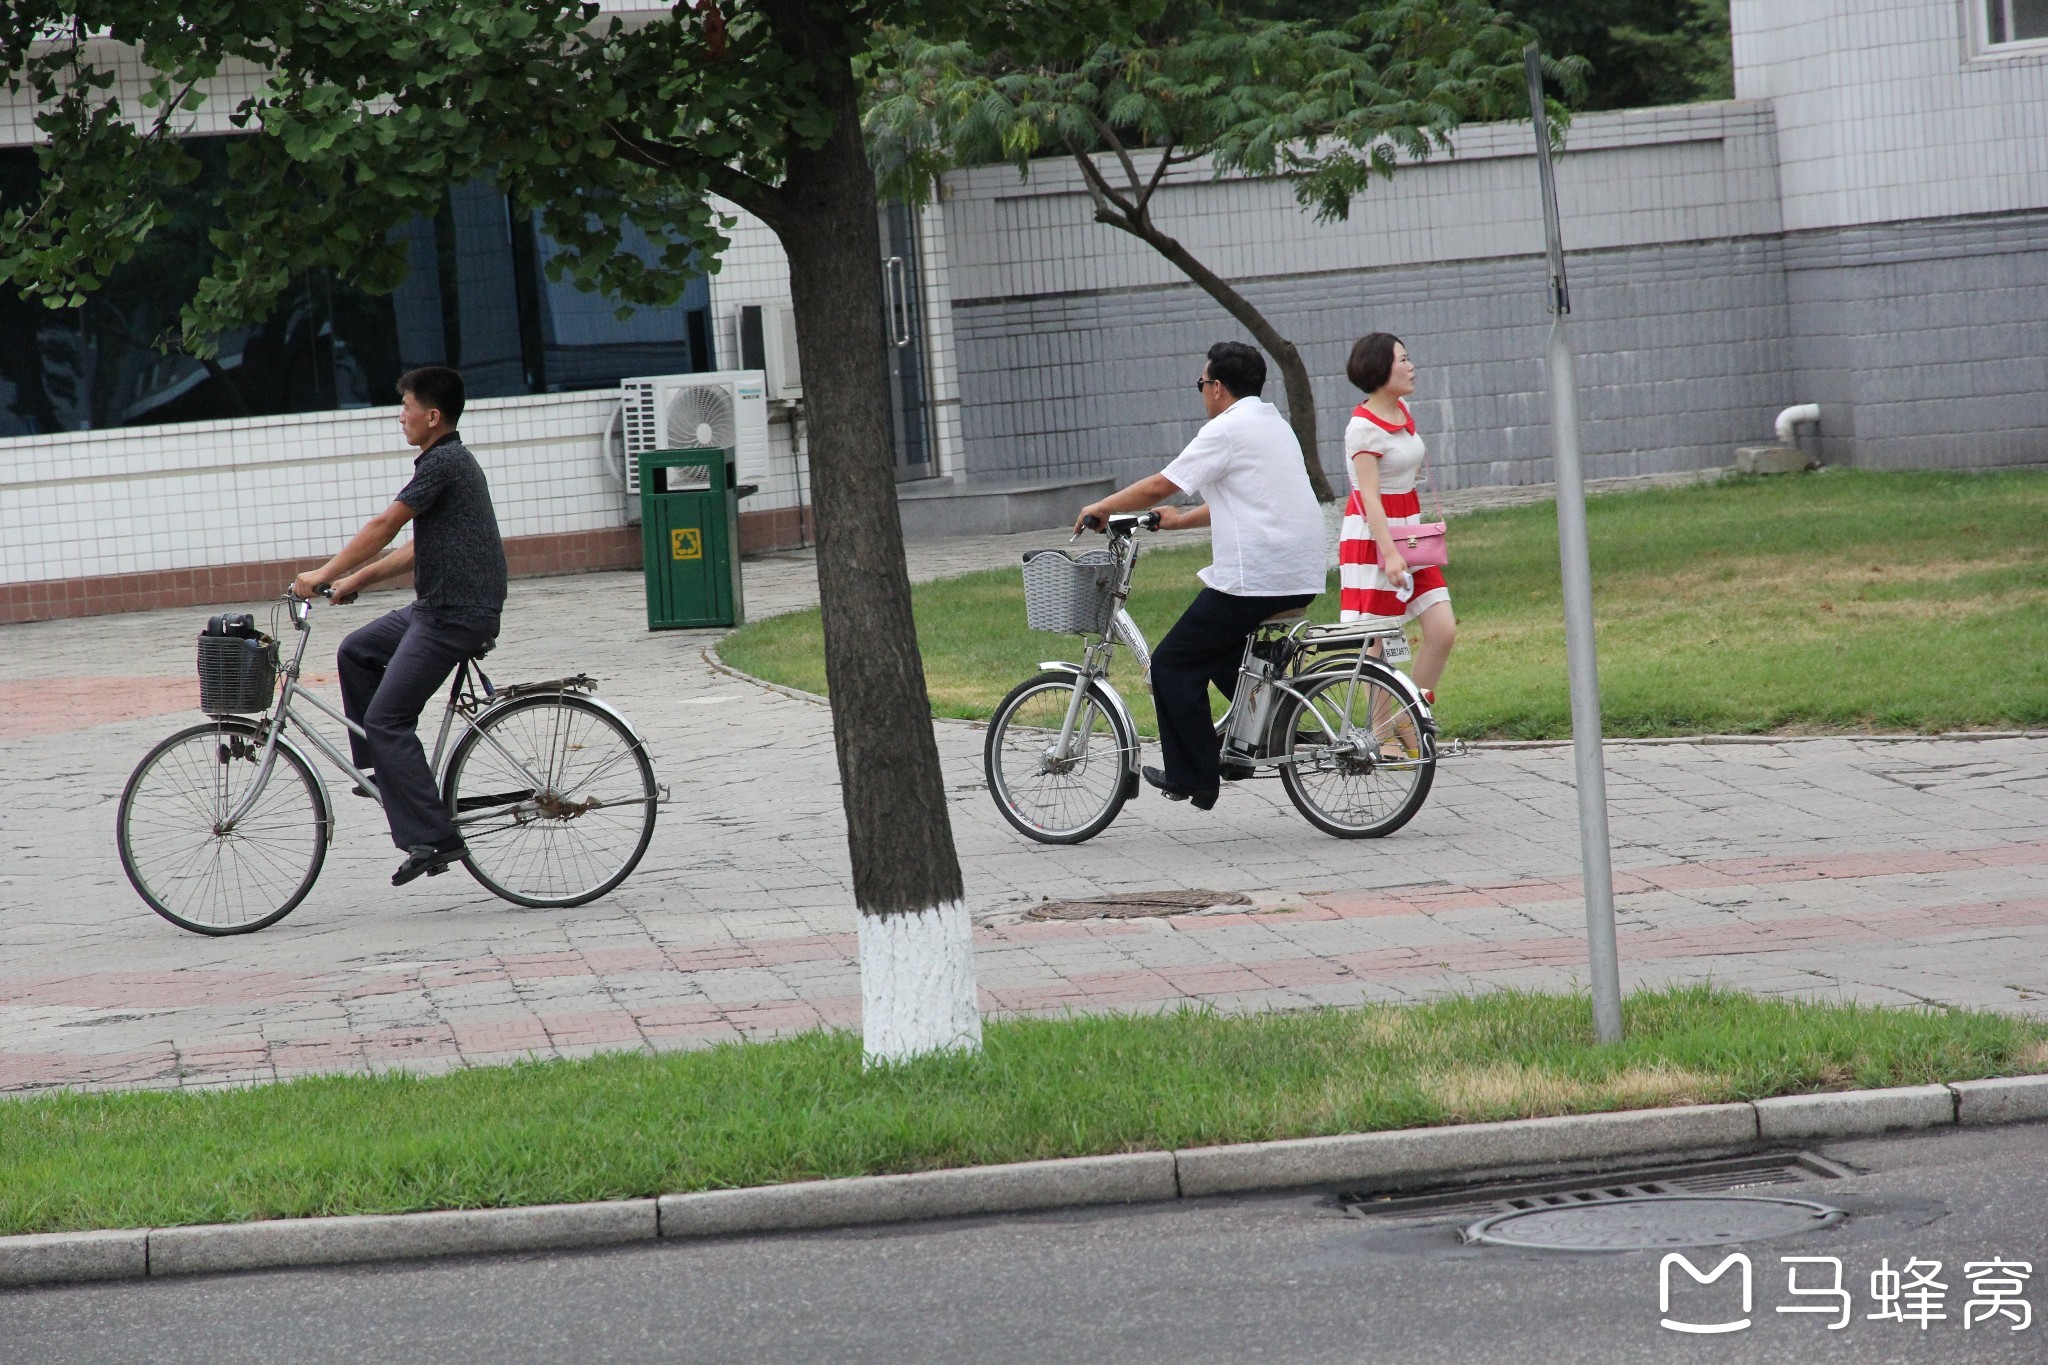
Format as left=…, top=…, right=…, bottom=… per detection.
left=671, top=528, right=703, bottom=561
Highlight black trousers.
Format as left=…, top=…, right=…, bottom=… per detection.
left=1152, top=587, right=1316, bottom=798
left=337, top=603, right=494, bottom=851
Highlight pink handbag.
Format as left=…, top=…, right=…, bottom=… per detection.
left=1390, top=521, right=1448, bottom=568
left=1390, top=461, right=1448, bottom=568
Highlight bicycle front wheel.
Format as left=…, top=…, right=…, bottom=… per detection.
left=1277, top=670, right=1436, bottom=839
left=444, top=694, right=658, bottom=907
left=117, top=719, right=329, bottom=935
left=985, top=671, right=1135, bottom=844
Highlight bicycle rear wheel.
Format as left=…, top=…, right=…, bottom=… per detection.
left=117, top=719, right=329, bottom=934
left=1277, top=670, right=1436, bottom=839
left=444, top=694, right=658, bottom=907
left=985, top=671, right=1135, bottom=844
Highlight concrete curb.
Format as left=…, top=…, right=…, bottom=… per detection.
left=1174, top=1102, right=1758, bottom=1198
left=145, top=1199, right=657, bottom=1279
left=4, top=1077, right=2042, bottom=1289
left=658, top=1151, right=1176, bottom=1239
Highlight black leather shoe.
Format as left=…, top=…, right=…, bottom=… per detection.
left=393, top=841, right=467, bottom=887
left=1142, top=766, right=1219, bottom=811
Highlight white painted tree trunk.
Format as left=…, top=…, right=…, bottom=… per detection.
left=857, top=900, right=982, bottom=1064
left=1322, top=497, right=1348, bottom=572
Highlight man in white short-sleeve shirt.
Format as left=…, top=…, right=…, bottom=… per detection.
left=1074, top=341, right=1325, bottom=809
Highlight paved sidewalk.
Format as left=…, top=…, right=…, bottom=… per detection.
left=3, top=525, right=2045, bottom=1093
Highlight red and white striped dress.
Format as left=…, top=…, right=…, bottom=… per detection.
left=1337, top=399, right=1451, bottom=623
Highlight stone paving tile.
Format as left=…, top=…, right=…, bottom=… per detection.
left=4, top=529, right=2047, bottom=1092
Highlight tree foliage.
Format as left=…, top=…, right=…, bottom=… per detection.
left=1241, top=0, right=1732, bottom=110
left=866, top=0, right=1578, bottom=499
left=0, top=1, right=1138, bottom=352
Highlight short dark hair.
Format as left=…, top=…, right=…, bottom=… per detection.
left=1204, top=341, right=1266, bottom=399
left=397, top=366, right=466, bottom=424
left=1346, top=333, right=1404, bottom=395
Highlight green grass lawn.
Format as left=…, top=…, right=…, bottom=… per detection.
left=3, top=988, right=2043, bottom=1236
left=721, top=470, right=2048, bottom=739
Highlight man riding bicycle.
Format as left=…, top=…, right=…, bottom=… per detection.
left=1075, top=341, right=1325, bottom=811
left=291, top=366, right=509, bottom=886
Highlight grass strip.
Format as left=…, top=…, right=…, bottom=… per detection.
left=3, top=987, right=2043, bottom=1236
left=720, top=469, right=2048, bottom=739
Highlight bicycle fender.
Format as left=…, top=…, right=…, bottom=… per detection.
left=493, top=690, right=653, bottom=752
left=1268, top=657, right=1434, bottom=746
left=1033, top=663, right=1142, bottom=775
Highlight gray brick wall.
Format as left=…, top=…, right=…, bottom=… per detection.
left=1783, top=212, right=2048, bottom=470
left=951, top=208, right=2046, bottom=488
left=953, top=234, right=1798, bottom=494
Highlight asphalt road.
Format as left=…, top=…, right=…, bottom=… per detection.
left=4, top=1122, right=2044, bottom=1363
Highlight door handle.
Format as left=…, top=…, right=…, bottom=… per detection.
left=884, top=255, right=911, bottom=348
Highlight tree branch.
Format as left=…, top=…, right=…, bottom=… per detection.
left=598, top=117, right=783, bottom=226
left=1130, top=138, right=1177, bottom=219
left=1064, top=140, right=1137, bottom=228
left=1081, top=107, right=1143, bottom=199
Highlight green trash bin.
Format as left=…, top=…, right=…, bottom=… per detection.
left=640, top=447, right=745, bottom=630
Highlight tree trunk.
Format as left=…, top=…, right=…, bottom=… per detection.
left=763, top=6, right=980, bottom=1064
left=1098, top=204, right=1337, bottom=503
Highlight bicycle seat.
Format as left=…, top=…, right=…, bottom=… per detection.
left=1260, top=608, right=1309, bottom=626
left=470, top=639, right=495, bottom=661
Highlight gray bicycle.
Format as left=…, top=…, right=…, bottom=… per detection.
left=117, top=591, right=665, bottom=935
left=984, top=511, right=1437, bottom=843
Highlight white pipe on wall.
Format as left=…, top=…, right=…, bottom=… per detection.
left=1775, top=403, right=1820, bottom=445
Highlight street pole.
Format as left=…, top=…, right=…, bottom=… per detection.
left=1525, top=43, right=1623, bottom=1045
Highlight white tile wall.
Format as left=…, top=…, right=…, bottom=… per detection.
left=1733, top=0, right=2048, bottom=230
left=0, top=391, right=627, bottom=585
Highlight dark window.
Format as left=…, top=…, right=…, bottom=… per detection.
left=1988, top=0, right=2048, bottom=44
left=0, top=140, right=711, bottom=438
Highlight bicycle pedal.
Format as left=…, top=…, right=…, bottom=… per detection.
left=427, top=863, right=448, bottom=876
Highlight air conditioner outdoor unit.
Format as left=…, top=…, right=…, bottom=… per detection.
left=738, top=302, right=803, bottom=402
left=617, top=370, right=771, bottom=519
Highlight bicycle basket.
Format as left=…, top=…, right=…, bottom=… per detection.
left=197, top=632, right=280, bottom=714
left=1020, top=549, right=1118, bottom=635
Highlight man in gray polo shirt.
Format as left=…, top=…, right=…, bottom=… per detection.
left=292, top=366, right=509, bottom=885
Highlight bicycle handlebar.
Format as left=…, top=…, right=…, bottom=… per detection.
left=1076, top=509, right=1163, bottom=538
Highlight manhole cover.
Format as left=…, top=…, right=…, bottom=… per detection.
left=1025, top=889, right=1253, bottom=921
left=1464, top=1195, right=1844, bottom=1252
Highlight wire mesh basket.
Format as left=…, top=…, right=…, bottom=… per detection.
left=197, top=632, right=280, bottom=714
left=1020, top=549, right=1118, bottom=636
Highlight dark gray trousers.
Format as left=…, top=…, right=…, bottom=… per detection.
left=337, top=603, right=494, bottom=851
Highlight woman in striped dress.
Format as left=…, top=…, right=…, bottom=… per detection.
left=1336, top=332, right=1457, bottom=707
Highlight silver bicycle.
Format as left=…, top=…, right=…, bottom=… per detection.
left=117, top=591, right=666, bottom=935
left=984, top=511, right=1437, bottom=843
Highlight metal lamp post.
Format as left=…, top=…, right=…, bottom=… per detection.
left=1525, top=43, right=1624, bottom=1045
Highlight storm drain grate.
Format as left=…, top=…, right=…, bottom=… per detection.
left=1338, top=1151, right=1851, bottom=1225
